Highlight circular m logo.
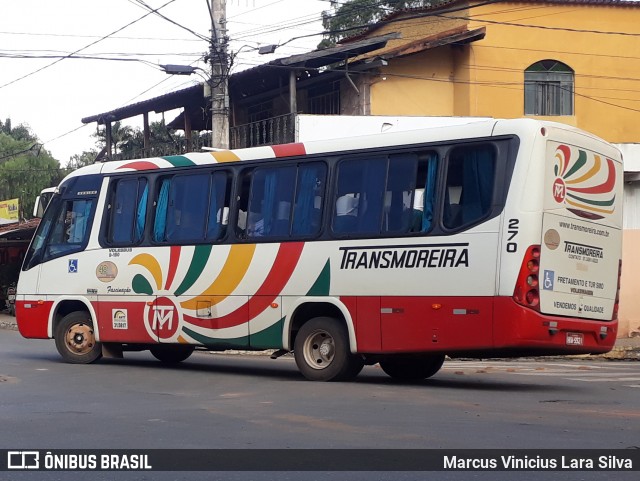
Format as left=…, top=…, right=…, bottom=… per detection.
left=146, top=297, right=180, bottom=340
left=552, top=178, right=566, bottom=203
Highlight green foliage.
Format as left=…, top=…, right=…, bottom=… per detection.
left=320, top=0, right=443, bottom=47
left=0, top=125, right=62, bottom=219
left=93, top=119, right=210, bottom=160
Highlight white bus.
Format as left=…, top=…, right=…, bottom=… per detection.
left=16, top=119, right=623, bottom=381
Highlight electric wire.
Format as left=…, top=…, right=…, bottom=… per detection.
left=0, top=0, right=178, bottom=90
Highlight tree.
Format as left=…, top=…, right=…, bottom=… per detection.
left=0, top=130, right=62, bottom=219
left=93, top=121, right=135, bottom=155
left=68, top=149, right=100, bottom=170
left=320, top=0, right=444, bottom=48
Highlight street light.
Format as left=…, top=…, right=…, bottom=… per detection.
left=160, top=64, right=199, bottom=75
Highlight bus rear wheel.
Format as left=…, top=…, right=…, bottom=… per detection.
left=294, top=317, right=363, bottom=382
left=379, top=354, right=445, bottom=380
left=150, top=344, right=195, bottom=364
left=54, top=312, right=102, bottom=364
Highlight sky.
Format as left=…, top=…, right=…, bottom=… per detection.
left=0, top=0, right=330, bottom=165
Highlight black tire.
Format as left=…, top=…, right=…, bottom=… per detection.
left=54, top=311, right=102, bottom=364
left=294, top=317, right=363, bottom=382
left=379, top=354, right=445, bottom=380
left=150, top=344, right=195, bottom=364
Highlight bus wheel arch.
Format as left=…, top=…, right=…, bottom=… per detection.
left=288, top=302, right=363, bottom=381
left=54, top=310, right=102, bottom=364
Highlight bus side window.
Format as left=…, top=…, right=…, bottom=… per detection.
left=108, top=177, right=148, bottom=245
left=206, top=171, right=231, bottom=240
left=443, top=145, right=496, bottom=230
left=291, top=162, right=326, bottom=236
left=382, top=153, right=419, bottom=233
left=333, top=157, right=386, bottom=235
left=245, top=165, right=296, bottom=239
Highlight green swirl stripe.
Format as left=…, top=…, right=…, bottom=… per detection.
left=174, top=245, right=213, bottom=296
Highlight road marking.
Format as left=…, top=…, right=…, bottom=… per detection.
left=442, top=361, right=640, bottom=386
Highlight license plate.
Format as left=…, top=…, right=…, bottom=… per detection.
left=566, top=332, right=584, bottom=346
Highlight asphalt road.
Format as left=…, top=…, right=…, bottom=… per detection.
left=1, top=327, right=639, bottom=481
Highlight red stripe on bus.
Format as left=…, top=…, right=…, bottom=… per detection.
left=183, top=242, right=304, bottom=329
left=117, top=161, right=159, bottom=171
left=271, top=143, right=306, bottom=158
left=165, top=246, right=181, bottom=290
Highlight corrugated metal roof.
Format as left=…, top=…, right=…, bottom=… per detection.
left=81, top=33, right=399, bottom=126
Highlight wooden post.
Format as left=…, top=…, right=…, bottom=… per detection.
left=143, top=112, right=150, bottom=157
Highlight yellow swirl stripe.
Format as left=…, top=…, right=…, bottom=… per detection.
left=129, top=254, right=163, bottom=290
left=566, top=155, right=600, bottom=185
left=555, top=152, right=564, bottom=176
left=180, top=244, right=256, bottom=310
left=210, top=150, right=241, bottom=163
left=565, top=197, right=614, bottom=214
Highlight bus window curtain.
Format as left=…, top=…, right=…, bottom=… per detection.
left=154, top=179, right=170, bottom=242
left=359, top=158, right=386, bottom=233
left=462, top=148, right=494, bottom=224
left=262, top=171, right=277, bottom=235
left=135, top=182, right=148, bottom=241
left=292, top=166, right=318, bottom=235
left=206, top=175, right=221, bottom=239
left=422, top=154, right=438, bottom=231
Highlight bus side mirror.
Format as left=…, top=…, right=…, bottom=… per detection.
left=33, top=195, right=42, bottom=218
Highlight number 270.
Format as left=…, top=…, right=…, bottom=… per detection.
left=506, top=219, right=519, bottom=253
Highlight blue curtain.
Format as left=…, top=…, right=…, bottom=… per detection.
left=292, top=165, right=320, bottom=235
left=462, top=148, right=494, bottom=224
left=154, top=179, right=170, bottom=242
left=422, top=154, right=438, bottom=231
left=207, top=173, right=227, bottom=239
left=135, top=182, right=148, bottom=241
left=262, top=171, right=277, bottom=235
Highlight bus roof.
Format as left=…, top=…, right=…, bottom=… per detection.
left=62, top=118, right=615, bottom=183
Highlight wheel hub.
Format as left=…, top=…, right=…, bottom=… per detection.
left=303, top=330, right=335, bottom=370
left=65, top=323, right=95, bottom=354
left=319, top=340, right=333, bottom=357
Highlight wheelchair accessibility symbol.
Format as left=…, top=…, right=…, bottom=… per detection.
left=68, top=259, right=78, bottom=273
left=543, top=270, right=554, bottom=290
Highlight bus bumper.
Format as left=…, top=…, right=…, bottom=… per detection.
left=493, top=297, right=617, bottom=355
left=15, top=300, right=53, bottom=339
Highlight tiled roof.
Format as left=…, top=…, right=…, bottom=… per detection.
left=341, top=0, right=640, bottom=43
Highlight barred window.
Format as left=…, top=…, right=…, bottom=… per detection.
left=524, top=60, right=574, bottom=116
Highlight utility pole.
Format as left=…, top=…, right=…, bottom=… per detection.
left=209, top=0, right=230, bottom=149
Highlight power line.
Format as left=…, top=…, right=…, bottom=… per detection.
left=0, top=30, right=204, bottom=42
left=129, top=0, right=211, bottom=42
left=0, top=0, right=178, bottom=90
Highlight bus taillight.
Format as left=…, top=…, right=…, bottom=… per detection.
left=513, top=245, right=542, bottom=311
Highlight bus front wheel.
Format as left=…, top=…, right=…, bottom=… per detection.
left=54, top=312, right=102, bottom=364
left=150, top=344, right=195, bottom=364
left=294, top=317, right=363, bottom=382
left=379, top=354, right=445, bottom=380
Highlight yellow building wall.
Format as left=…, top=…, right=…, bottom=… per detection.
left=371, top=48, right=455, bottom=116
left=465, top=1, right=640, bottom=143
left=366, top=1, right=640, bottom=143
